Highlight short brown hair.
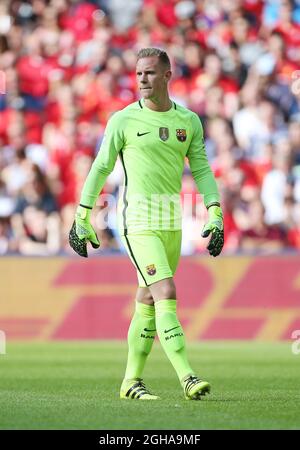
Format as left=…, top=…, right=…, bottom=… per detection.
left=137, top=47, right=171, bottom=69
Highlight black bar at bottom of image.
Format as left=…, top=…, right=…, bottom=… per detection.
left=0, top=429, right=295, bottom=448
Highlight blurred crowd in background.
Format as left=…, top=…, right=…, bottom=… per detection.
left=0, top=0, right=300, bottom=256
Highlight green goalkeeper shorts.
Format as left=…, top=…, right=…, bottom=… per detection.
left=121, top=230, right=182, bottom=287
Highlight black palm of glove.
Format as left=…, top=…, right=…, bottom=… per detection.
left=201, top=205, right=224, bottom=257
left=69, top=205, right=100, bottom=257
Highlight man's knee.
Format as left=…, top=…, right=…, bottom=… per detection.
left=150, top=278, right=176, bottom=301
left=136, top=288, right=154, bottom=305
left=159, top=284, right=176, bottom=300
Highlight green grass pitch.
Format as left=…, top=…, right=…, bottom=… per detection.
left=0, top=341, right=299, bottom=430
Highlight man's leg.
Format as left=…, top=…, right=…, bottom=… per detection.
left=124, top=287, right=156, bottom=380
left=120, top=287, right=159, bottom=400
left=120, top=232, right=209, bottom=399
left=149, top=278, right=193, bottom=380
left=150, top=277, right=210, bottom=400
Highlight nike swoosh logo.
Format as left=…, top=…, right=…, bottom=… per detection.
left=164, top=326, right=180, bottom=333
left=137, top=132, right=150, bottom=137
left=144, top=328, right=156, bottom=332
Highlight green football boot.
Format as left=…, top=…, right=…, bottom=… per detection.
left=120, top=378, right=159, bottom=400
left=182, top=375, right=211, bottom=400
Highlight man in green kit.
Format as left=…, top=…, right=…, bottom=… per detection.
left=69, top=48, right=224, bottom=400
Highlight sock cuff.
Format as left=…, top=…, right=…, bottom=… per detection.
left=180, top=373, right=196, bottom=385
left=155, top=299, right=177, bottom=314
left=135, top=301, right=155, bottom=318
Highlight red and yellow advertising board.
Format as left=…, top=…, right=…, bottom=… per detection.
left=1, top=255, right=299, bottom=341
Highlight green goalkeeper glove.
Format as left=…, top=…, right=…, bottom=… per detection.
left=201, top=204, right=224, bottom=257
left=69, top=205, right=100, bottom=257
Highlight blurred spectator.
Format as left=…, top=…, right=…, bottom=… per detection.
left=238, top=197, right=287, bottom=253
left=261, top=143, right=294, bottom=224
left=0, top=0, right=300, bottom=256
left=10, top=164, right=60, bottom=255
left=12, top=205, right=61, bottom=256
left=13, top=164, right=58, bottom=215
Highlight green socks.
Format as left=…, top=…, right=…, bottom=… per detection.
left=155, top=299, right=194, bottom=381
left=124, top=299, right=194, bottom=382
left=124, top=301, right=156, bottom=379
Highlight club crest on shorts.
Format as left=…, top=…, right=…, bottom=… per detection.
left=159, top=127, right=169, bottom=141
left=146, top=264, right=156, bottom=276
left=176, top=129, right=187, bottom=142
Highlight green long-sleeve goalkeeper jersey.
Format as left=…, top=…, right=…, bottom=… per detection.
left=80, top=99, right=220, bottom=234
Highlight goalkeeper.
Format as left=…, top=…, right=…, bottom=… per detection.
left=69, top=48, right=224, bottom=400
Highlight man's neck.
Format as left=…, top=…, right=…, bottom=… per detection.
left=144, top=97, right=173, bottom=112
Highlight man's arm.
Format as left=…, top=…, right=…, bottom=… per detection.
left=69, top=112, right=124, bottom=257
left=186, top=113, right=224, bottom=257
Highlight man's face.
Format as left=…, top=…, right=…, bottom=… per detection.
left=136, top=56, right=171, bottom=100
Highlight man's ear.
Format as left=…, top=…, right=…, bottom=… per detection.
left=165, top=70, right=172, bottom=82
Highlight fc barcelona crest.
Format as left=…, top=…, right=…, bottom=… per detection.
left=146, top=264, right=156, bottom=276
left=159, top=127, right=169, bottom=141
left=176, top=129, right=187, bottom=142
